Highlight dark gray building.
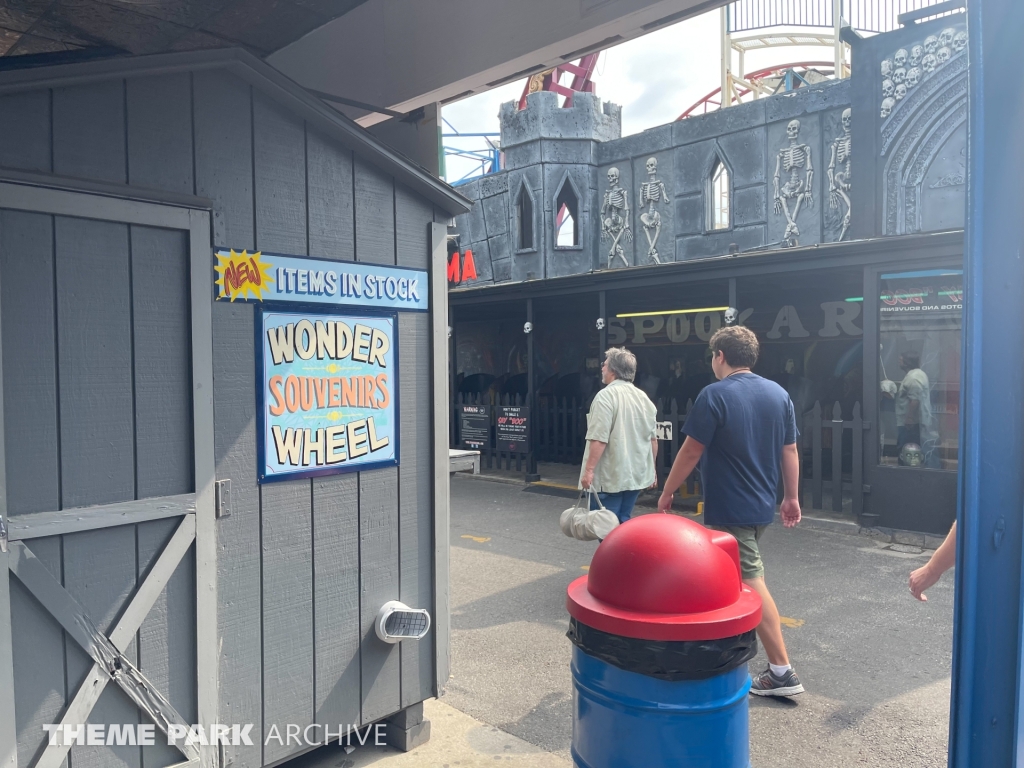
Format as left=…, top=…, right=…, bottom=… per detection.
left=450, top=12, right=968, bottom=535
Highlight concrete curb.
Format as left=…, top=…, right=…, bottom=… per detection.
left=451, top=471, right=527, bottom=488
left=455, top=471, right=941, bottom=550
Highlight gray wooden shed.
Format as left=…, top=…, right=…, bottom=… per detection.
left=0, top=48, right=468, bottom=768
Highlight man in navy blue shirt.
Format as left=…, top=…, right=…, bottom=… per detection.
left=658, top=325, right=804, bottom=697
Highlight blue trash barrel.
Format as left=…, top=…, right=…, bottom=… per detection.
left=566, top=514, right=763, bottom=768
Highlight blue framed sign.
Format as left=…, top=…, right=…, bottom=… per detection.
left=257, top=306, right=399, bottom=483
left=215, top=249, right=428, bottom=312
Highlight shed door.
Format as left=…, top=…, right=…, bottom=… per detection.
left=0, top=182, right=216, bottom=768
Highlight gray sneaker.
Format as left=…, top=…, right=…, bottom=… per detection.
left=749, top=666, right=805, bottom=697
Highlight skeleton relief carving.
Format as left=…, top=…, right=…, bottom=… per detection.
left=601, top=167, right=632, bottom=268
left=638, top=157, right=669, bottom=265
left=773, top=119, right=813, bottom=247
left=828, top=108, right=852, bottom=241
left=879, top=24, right=966, bottom=122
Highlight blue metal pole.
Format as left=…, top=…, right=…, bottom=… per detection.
left=951, top=1, right=1024, bottom=765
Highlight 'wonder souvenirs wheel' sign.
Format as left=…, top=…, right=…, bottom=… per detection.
left=257, top=309, right=398, bottom=482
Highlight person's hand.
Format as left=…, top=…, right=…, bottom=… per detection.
left=780, top=498, right=801, bottom=528
left=657, top=491, right=673, bottom=514
left=648, top=476, right=659, bottom=490
left=909, top=563, right=940, bottom=601
left=581, top=469, right=594, bottom=490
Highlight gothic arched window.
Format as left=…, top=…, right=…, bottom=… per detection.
left=555, top=177, right=580, bottom=247
left=709, top=157, right=731, bottom=231
left=516, top=183, right=535, bottom=251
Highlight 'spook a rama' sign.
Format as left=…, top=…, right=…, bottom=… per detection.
left=214, top=250, right=421, bottom=482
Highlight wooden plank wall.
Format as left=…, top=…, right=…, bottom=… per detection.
left=0, top=68, right=441, bottom=768
left=2, top=74, right=198, bottom=768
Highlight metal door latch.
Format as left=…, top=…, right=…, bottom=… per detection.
left=215, top=480, right=232, bottom=519
left=0, top=514, right=7, bottom=553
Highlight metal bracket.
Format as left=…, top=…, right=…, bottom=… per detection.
left=0, top=514, right=7, bottom=553
left=215, top=480, right=232, bottom=519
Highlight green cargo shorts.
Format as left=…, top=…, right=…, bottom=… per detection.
left=707, top=524, right=768, bottom=580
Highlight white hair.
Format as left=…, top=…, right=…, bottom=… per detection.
left=604, top=347, right=637, bottom=382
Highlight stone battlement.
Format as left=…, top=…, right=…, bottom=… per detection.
left=499, top=91, right=621, bottom=148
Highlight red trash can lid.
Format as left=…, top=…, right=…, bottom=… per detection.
left=566, top=514, right=762, bottom=641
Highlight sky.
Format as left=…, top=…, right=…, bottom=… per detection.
left=441, top=7, right=837, bottom=183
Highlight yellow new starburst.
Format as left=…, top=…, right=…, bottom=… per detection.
left=214, top=249, right=275, bottom=302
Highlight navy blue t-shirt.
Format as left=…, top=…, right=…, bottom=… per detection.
left=682, top=372, right=797, bottom=526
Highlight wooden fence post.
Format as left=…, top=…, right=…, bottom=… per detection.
left=852, top=402, right=864, bottom=519
left=831, top=402, right=844, bottom=514
left=812, top=401, right=823, bottom=509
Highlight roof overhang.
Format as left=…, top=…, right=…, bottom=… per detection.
left=268, top=0, right=727, bottom=125
left=449, top=230, right=967, bottom=304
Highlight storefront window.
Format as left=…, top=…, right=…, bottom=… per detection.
left=877, top=270, right=962, bottom=470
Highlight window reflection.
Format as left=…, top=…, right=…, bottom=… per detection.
left=710, top=160, right=730, bottom=230
left=878, top=270, right=962, bottom=470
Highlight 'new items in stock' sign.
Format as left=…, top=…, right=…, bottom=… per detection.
left=214, top=248, right=428, bottom=311
left=214, top=248, right=423, bottom=482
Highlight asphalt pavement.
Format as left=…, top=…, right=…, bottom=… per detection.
left=444, top=474, right=954, bottom=768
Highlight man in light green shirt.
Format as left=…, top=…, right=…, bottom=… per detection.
left=579, top=347, right=658, bottom=523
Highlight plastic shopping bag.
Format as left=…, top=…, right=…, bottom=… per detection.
left=560, top=490, right=620, bottom=541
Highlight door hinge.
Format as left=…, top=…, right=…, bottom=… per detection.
left=215, top=480, right=232, bottom=519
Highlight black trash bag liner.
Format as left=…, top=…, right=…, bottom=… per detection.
left=567, top=618, right=758, bottom=682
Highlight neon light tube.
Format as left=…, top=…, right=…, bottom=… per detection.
left=615, top=306, right=731, bottom=318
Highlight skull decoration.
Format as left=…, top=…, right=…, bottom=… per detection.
left=936, top=46, right=951, bottom=65
left=447, top=325, right=453, bottom=339
left=881, top=59, right=893, bottom=78
left=906, top=67, right=921, bottom=88
left=895, top=83, right=908, bottom=101
left=842, top=108, right=852, bottom=131
left=724, top=307, right=738, bottom=325
left=646, top=157, right=658, bottom=174
left=786, top=119, right=800, bottom=139
left=880, top=97, right=896, bottom=119
left=924, top=35, right=939, bottom=54
left=899, top=442, right=924, bottom=467
left=909, top=45, right=923, bottom=67
left=607, top=167, right=620, bottom=185
left=939, top=27, right=955, bottom=48
left=953, top=30, right=968, bottom=53
left=882, top=79, right=895, bottom=98
left=921, top=53, right=938, bottom=73
left=892, top=67, right=907, bottom=85
left=523, top=321, right=533, bottom=335
left=893, top=48, right=908, bottom=68
left=595, top=318, right=606, bottom=330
